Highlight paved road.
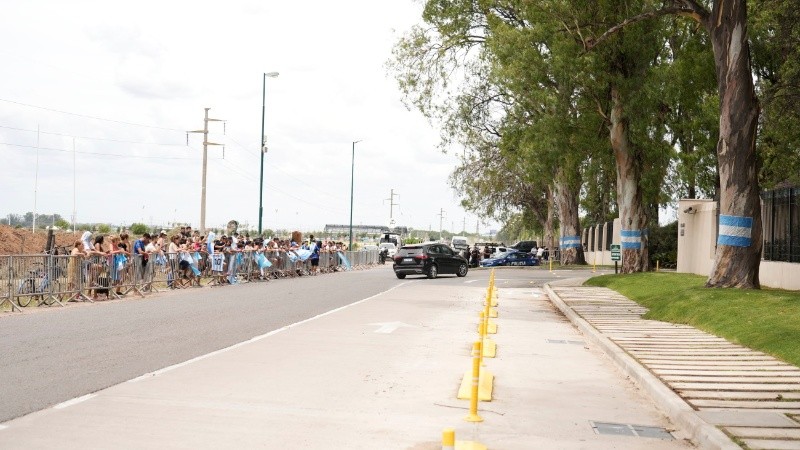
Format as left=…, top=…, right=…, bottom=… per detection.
left=0, top=264, right=606, bottom=424
left=0, top=267, right=400, bottom=422
left=0, top=265, right=684, bottom=449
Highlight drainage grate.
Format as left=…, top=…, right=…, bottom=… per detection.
left=590, top=421, right=674, bottom=440
left=546, top=339, right=585, bottom=345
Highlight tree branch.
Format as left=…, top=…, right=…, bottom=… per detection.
left=586, top=6, right=707, bottom=51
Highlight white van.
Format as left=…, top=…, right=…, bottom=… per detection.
left=451, top=236, right=469, bottom=252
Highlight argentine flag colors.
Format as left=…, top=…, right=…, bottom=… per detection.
left=560, top=235, right=581, bottom=248
left=717, top=215, right=753, bottom=247
left=621, top=229, right=642, bottom=249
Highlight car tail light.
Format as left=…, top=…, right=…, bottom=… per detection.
left=417, top=253, right=428, bottom=260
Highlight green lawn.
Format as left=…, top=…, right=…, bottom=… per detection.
left=584, top=272, right=800, bottom=367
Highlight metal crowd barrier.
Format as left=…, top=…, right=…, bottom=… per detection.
left=1, top=248, right=380, bottom=312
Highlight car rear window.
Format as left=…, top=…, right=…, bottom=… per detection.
left=397, top=247, right=424, bottom=256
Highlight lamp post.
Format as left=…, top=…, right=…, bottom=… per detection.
left=258, top=71, right=280, bottom=236
left=349, top=140, right=362, bottom=250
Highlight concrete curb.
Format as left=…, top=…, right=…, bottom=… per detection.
left=543, top=283, right=741, bottom=450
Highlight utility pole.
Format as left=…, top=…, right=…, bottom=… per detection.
left=476, top=220, right=479, bottom=237
left=385, top=189, right=398, bottom=227
left=463, top=217, right=466, bottom=234
left=189, top=108, right=225, bottom=233
left=438, top=208, right=446, bottom=241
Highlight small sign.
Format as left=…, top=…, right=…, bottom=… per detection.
left=611, top=244, right=621, bottom=261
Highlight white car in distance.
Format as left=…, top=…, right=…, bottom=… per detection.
left=379, top=242, right=397, bottom=257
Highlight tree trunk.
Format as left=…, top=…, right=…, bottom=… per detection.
left=543, top=186, right=556, bottom=250
left=610, top=86, right=650, bottom=273
left=554, top=172, right=586, bottom=265
left=704, top=0, right=761, bottom=288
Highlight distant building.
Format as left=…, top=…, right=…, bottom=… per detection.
left=323, top=224, right=408, bottom=236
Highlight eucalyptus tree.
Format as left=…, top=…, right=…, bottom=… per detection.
left=655, top=22, right=720, bottom=201
left=588, top=0, right=765, bottom=287
left=750, top=0, right=800, bottom=188
left=391, top=1, right=596, bottom=265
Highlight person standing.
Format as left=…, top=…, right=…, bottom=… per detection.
left=133, top=233, right=151, bottom=289
left=308, top=235, right=320, bottom=274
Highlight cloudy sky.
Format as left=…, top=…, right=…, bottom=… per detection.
left=0, top=1, right=496, bottom=235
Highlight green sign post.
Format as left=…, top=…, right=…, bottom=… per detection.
left=611, top=244, right=621, bottom=273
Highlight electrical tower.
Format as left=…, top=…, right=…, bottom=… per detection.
left=385, top=189, right=399, bottom=228
left=188, top=108, right=225, bottom=233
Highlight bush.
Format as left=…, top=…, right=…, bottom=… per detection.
left=649, top=221, right=678, bottom=269
left=97, top=224, right=111, bottom=234
left=129, top=223, right=148, bottom=235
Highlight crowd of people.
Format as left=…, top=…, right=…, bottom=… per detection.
left=61, top=227, right=360, bottom=300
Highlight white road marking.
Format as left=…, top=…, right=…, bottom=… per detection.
left=129, top=281, right=410, bottom=383
left=0, top=425, right=7, bottom=431
left=54, top=394, right=97, bottom=410
left=465, top=280, right=479, bottom=284
left=369, top=322, right=415, bottom=334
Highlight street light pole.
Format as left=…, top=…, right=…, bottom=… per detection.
left=349, top=140, right=361, bottom=250
left=258, top=71, right=279, bottom=236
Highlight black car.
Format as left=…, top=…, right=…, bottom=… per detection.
left=509, top=240, right=538, bottom=253
left=393, top=243, right=469, bottom=279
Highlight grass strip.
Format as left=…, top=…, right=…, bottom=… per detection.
left=585, top=272, right=800, bottom=368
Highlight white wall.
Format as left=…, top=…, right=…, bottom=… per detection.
left=676, top=198, right=800, bottom=290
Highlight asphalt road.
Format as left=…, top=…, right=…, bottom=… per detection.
left=0, top=264, right=579, bottom=423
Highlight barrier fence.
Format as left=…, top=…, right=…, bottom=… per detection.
left=1, top=249, right=379, bottom=312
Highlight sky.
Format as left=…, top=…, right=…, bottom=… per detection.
left=0, top=1, right=498, bottom=235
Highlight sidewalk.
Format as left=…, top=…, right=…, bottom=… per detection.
left=0, top=277, right=697, bottom=449
left=545, top=282, right=800, bottom=450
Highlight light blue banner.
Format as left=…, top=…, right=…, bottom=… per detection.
left=560, top=235, right=581, bottom=249
left=718, top=215, right=752, bottom=247
left=621, top=229, right=642, bottom=250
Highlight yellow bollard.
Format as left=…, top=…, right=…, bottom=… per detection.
left=656, top=260, right=659, bottom=272
left=592, top=255, right=596, bottom=273
left=549, top=257, right=553, bottom=273
left=465, top=341, right=483, bottom=422
left=478, top=311, right=486, bottom=366
left=442, top=428, right=455, bottom=450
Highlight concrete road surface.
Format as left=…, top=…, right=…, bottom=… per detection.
left=0, top=266, right=693, bottom=449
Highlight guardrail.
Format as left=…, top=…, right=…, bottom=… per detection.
left=1, top=249, right=379, bottom=312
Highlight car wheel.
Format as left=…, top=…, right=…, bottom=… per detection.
left=457, top=263, right=468, bottom=277
left=427, top=264, right=438, bottom=279
left=395, top=273, right=406, bottom=279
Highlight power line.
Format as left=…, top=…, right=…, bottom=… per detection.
left=223, top=134, right=343, bottom=202
left=0, top=124, right=187, bottom=146
left=0, top=98, right=185, bottom=132
left=0, top=141, right=198, bottom=160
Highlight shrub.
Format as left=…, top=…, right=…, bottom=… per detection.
left=649, top=221, right=678, bottom=269
left=129, top=223, right=148, bottom=235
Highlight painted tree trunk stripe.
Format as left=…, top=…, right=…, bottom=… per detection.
left=718, top=215, right=753, bottom=247
left=718, top=235, right=752, bottom=247
left=621, top=229, right=642, bottom=250
left=560, top=236, right=581, bottom=248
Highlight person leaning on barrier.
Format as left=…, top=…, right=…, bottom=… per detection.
left=67, top=240, right=83, bottom=299
left=134, top=233, right=151, bottom=289
left=309, top=235, right=320, bottom=274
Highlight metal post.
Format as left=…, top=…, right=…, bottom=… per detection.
left=259, top=74, right=266, bottom=235
left=349, top=140, right=361, bottom=250
left=200, top=107, right=210, bottom=233
left=258, top=72, right=279, bottom=236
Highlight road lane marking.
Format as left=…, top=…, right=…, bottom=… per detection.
left=54, top=394, right=97, bottom=410
left=129, top=281, right=411, bottom=383
left=369, top=322, right=415, bottom=333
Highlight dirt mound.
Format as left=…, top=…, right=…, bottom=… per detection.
left=0, top=225, right=78, bottom=255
